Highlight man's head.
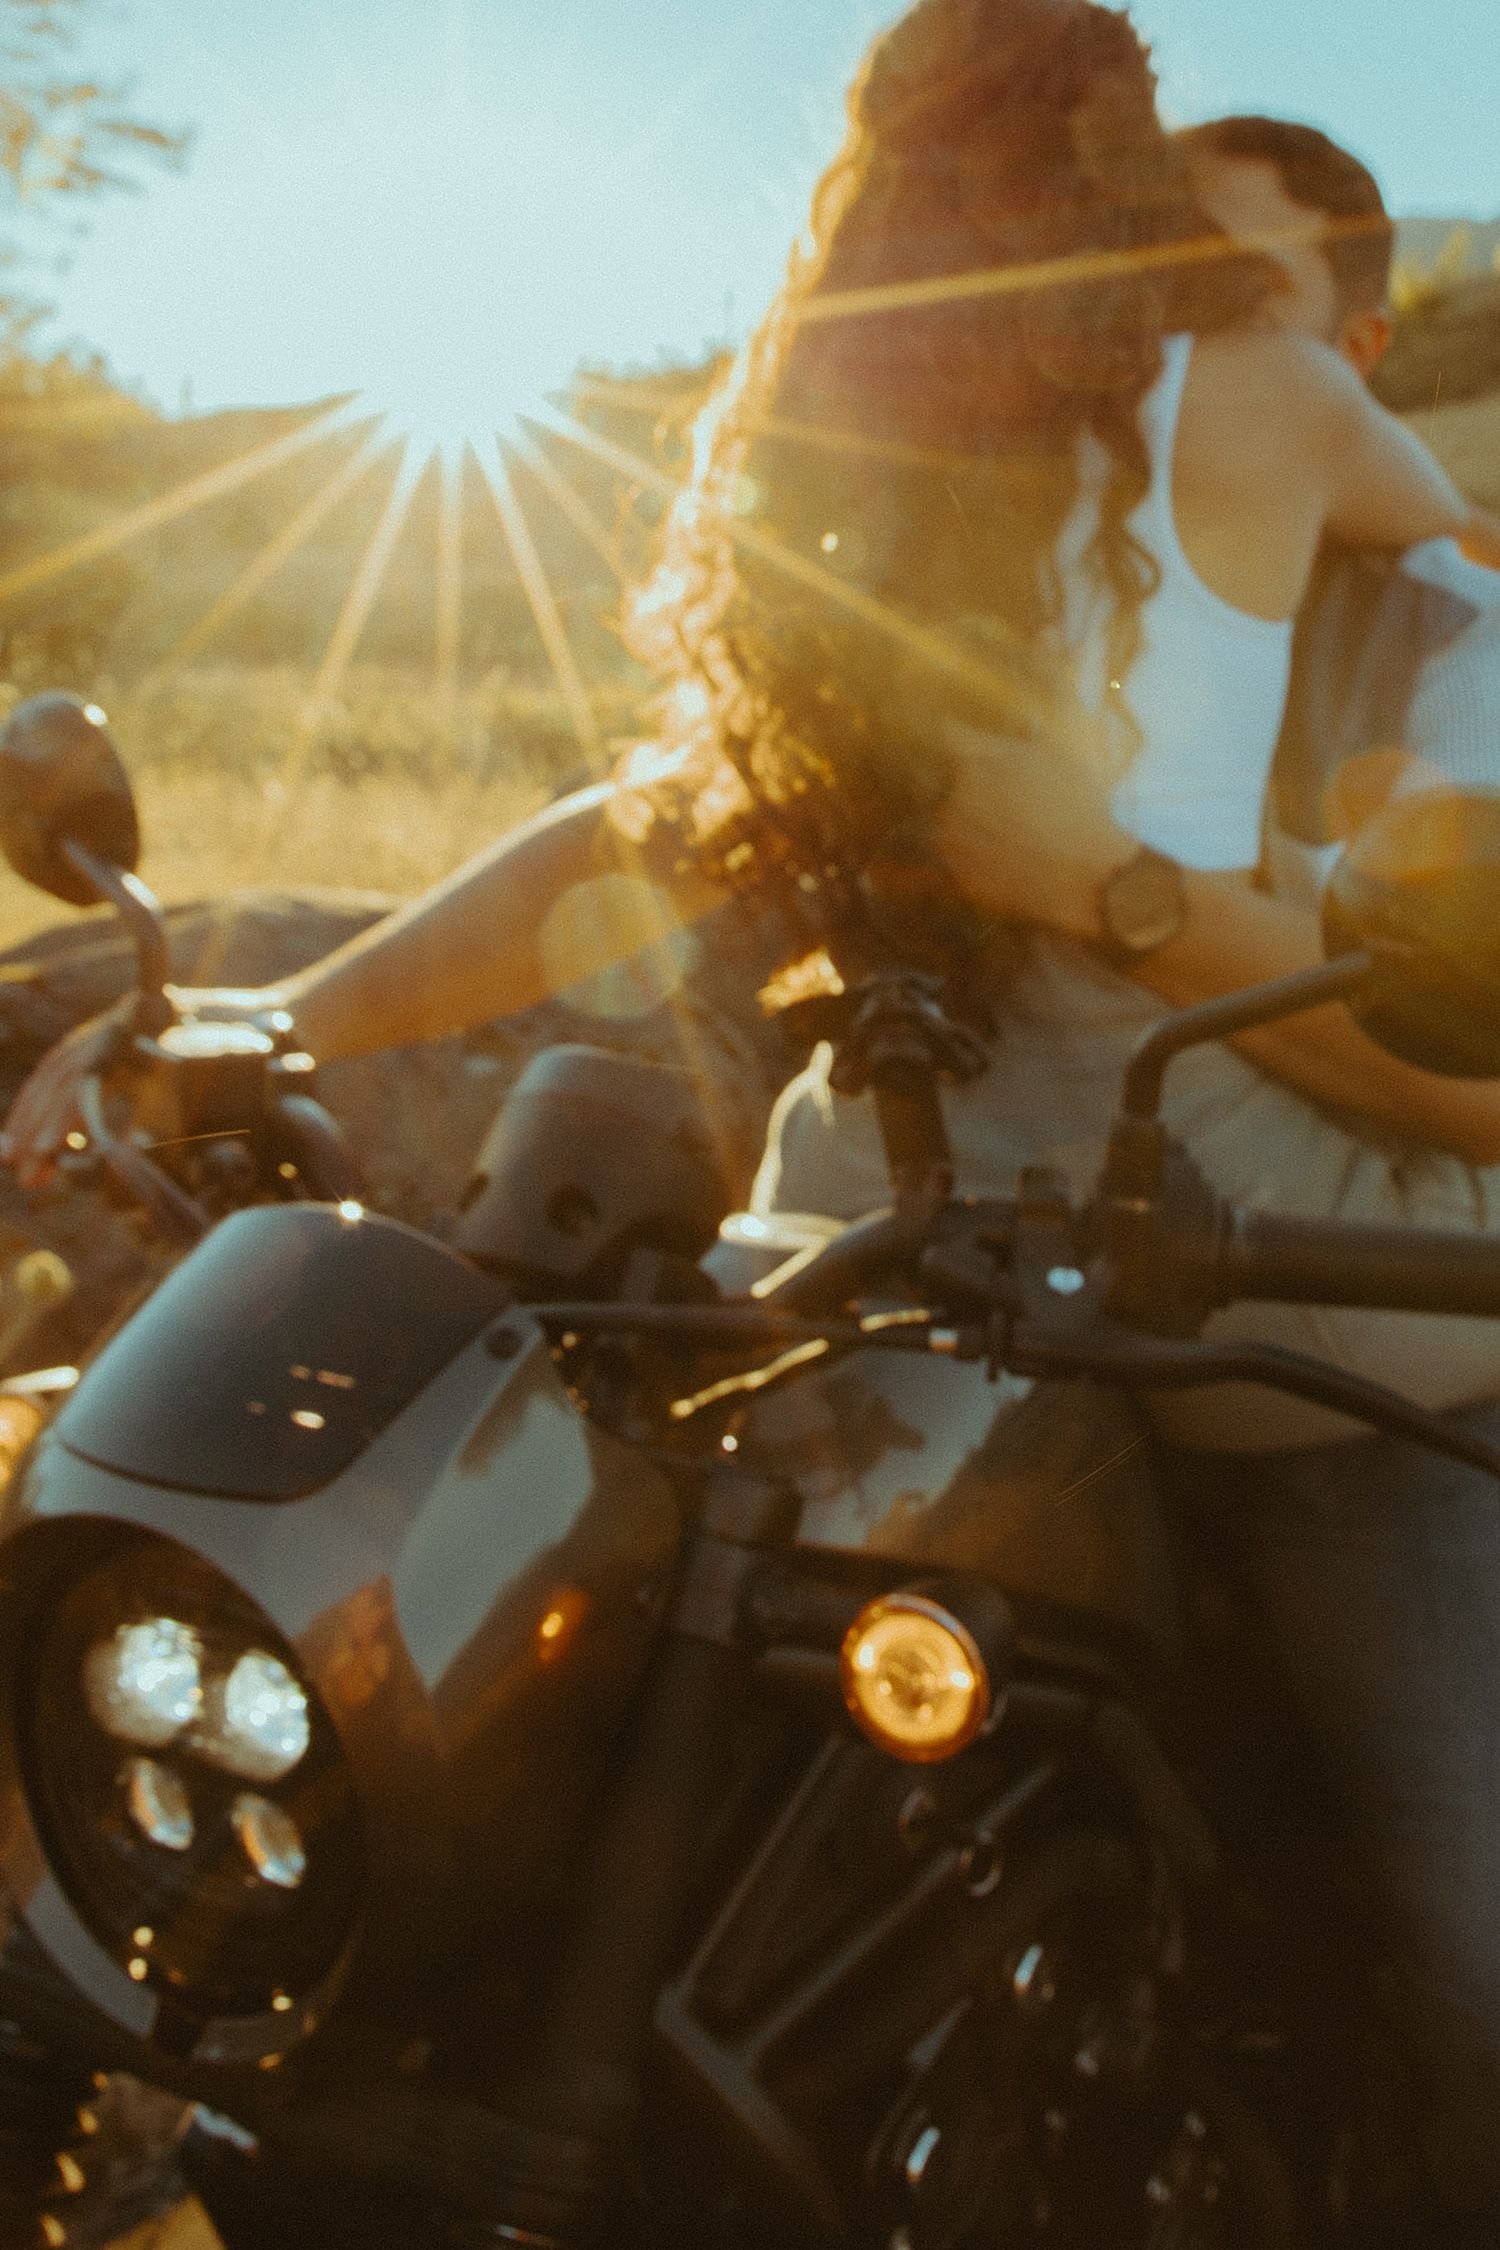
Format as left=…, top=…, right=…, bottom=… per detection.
left=1178, top=116, right=1396, bottom=377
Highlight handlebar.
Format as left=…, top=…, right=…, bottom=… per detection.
left=1215, top=1208, right=1500, bottom=1319
left=532, top=1166, right=1500, bottom=1481
left=270, top=1091, right=368, bottom=1204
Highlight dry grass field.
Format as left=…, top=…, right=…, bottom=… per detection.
left=0, top=662, right=592, bottom=952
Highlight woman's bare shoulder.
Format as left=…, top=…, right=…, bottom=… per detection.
left=1188, top=324, right=1362, bottom=419
left=1184, top=321, right=1478, bottom=561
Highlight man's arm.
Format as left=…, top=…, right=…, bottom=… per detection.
left=1310, top=338, right=1500, bottom=565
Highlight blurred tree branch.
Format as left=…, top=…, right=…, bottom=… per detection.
left=0, top=0, right=187, bottom=339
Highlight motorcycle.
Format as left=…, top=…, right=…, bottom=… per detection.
left=0, top=691, right=1497, bottom=2248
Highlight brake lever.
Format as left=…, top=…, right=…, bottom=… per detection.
left=994, top=1174, right=1500, bottom=1479
left=77, top=1074, right=209, bottom=1243
left=1003, top=1317, right=1500, bottom=1481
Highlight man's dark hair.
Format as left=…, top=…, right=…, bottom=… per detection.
left=1178, top=115, right=1394, bottom=315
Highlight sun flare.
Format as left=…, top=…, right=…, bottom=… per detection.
left=281, top=90, right=688, bottom=470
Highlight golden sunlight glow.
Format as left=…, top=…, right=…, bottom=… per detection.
left=161, top=423, right=391, bottom=670
left=0, top=397, right=363, bottom=610
left=530, top=404, right=1048, bottom=737
left=474, top=442, right=603, bottom=767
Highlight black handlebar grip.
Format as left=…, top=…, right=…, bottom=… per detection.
left=1219, top=1208, right=1500, bottom=1318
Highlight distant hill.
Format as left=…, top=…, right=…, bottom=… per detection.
left=1405, top=381, right=1500, bottom=512
left=1397, top=215, right=1500, bottom=274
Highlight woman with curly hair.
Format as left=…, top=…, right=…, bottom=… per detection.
left=9, top=0, right=1493, bottom=1180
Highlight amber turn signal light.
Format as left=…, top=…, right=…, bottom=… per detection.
left=840, top=1589, right=995, bottom=1763
left=0, top=1394, right=44, bottom=1492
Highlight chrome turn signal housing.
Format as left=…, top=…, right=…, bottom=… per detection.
left=840, top=1589, right=996, bottom=1764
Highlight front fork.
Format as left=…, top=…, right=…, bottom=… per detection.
left=452, top=1469, right=796, bottom=2245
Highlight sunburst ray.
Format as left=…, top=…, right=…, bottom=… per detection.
left=304, top=439, right=424, bottom=721
left=435, top=449, right=464, bottom=725
left=239, top=439, right=423, bottom=882
left=159, top=421, right=390, bottom=671
left=526, top=406, right=1045, bottom=736
left=0, top=396, right=365, bottom=610
left=503, top=432, right=626, bottom=586
left=474, top=442, right=603, bottom=769
left=794, top=215, right=1389, bottom=328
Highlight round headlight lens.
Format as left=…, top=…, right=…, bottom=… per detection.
left=231, top=1793, right=307, bottom=1890
left=841, top=1592, right=991, bottom=1762
left=195, top=1651, right=311, bottom=1783
left=21, top=1538, right=363, bottom=2023
left=122, top=1756, right=195, bottom=1852
left=84, top=1618, right=202, bottom=1747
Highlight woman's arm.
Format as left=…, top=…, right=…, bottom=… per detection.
left=1, top=784, right=726, bottom=1179
left=1301, top=333, right=1500, bottom=565
left=932, top=732, right=1500, bottom=1166
left=275, top=783, right=722, bottom=1062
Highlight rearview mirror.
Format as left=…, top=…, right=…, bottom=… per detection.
left=0, top=692, right=140, bottom=907
left=1323, top=787, right=1500, bottom=1078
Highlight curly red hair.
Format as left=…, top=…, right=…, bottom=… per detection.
left=624, top=0, right=1277, bottom=893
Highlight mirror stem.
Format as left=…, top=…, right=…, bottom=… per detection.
left=61, top=841, right=174, bottom=1035
left=1120, top=952, right=1376, bottom=1123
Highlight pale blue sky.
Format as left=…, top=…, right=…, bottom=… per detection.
left=34, top=0, right=1500, bottom=433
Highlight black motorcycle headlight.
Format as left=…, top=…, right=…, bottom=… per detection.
left=17, top=1538, right=363, bottom=2023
